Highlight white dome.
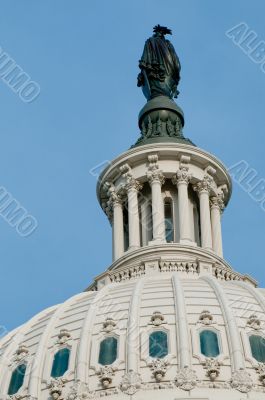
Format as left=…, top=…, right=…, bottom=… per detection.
left=1, top=246, right=265, bottom=400
left=1, top=27, right=265, bottom=400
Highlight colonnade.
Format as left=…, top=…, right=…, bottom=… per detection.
left=105, top=156, right=224, bottom=261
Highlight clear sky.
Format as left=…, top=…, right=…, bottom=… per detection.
left=0, top=0, right=264, bottom=332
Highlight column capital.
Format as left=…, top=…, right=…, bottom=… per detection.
left=210, top=195, right=225, bottom=213
left=193, top=175, right=214, bottom=195
left=172, top=166, right=192, bottom=186
left=120, top=163, right=143, bottom=192
left=126, top=178, right=143, bottom=192
left=146, top=154, right=165, bottom=185
left=104, top=182, right=123, bottom=207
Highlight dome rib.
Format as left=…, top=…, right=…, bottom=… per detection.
left=76, top=286, right=110, bottom=384
left=172, top=273, right=190, bottom=369
left=233, top=281, right=265, bottom=313
left=28, top=293, right=84, bottom=399
left=201, top=276, right=245, bottom=371
left=126, top=278, right=145, bottom=373
left=0, top=306, right=57, bottom=394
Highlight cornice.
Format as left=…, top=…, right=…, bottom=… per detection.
left=85, top=244, right=257, bottom=291
left=96, top=142, right=232, bottom=204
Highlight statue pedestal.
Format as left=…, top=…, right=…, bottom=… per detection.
left=133, top=96, right=194, bottom=148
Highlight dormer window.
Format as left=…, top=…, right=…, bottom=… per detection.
left=200, top=330, right=220, bottom=358
left=51, top=348, right=70, bottom=378
left=149, top=331, right=168, bottom=358
left=8, top=364, right=26, bottom=395
left=249, top=335, right=265, bottom=363
left=99, top=337, right=118, bottom=365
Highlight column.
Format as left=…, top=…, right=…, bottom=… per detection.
left=194, top=176, right=213, bottom=250
left=106, top=183, right=124, bottom=261
left=112, top=199, right=124, bottom=260
left=126, top=179, right=142, bottom=251
left=210, top=196, right=224, bottom=257
left=147, top=155, right=165, bottom=243
left=172, top=166, right=192, bottom=244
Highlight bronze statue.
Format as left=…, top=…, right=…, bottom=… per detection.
left=137, top=25, right=181, bottom=100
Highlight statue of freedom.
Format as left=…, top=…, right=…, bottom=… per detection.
left=137, top=25, right=181, bottom=100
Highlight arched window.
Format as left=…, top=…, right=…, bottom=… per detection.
left=149, top=331, right=168, bottom=358
left=200, top=330, right=220, bottom=357
left=51, top=348, right=70, bottom=378
left=123, top=206, right=129, bottom=251
left=164, top=199, right=174, bottom=242
left=146, top=203, right=153, bottom=242
left=99, top=337, right=118, bottom=365
left=249, top=335, right=265, bottom=362
left=8, top=364, right=26, bottom=395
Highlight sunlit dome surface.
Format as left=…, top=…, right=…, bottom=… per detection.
left=1, top=256, right=265, bottom=399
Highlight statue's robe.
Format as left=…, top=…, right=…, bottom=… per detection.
left=138, top=35, right=181, bottom=99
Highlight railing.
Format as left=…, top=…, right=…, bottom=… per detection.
left=87, top=260, right=251, bottom=291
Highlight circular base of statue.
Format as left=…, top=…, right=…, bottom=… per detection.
left=133, top=96, right=195, bottom=148
left=138, top=96, right=185, bottom=128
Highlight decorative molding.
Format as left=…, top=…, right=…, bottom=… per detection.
left=230, top=369, right=253, bottom=393
left=120, top=164, right=142, bottom=192
left=48, top=378, right=67, bottom=400
left=160, top=261, right=198, bottom=273
left=66, top=382, right=90, bottom=400
left=210, top=195, right=225, bottom=213
left=247, top=314, right=262, bottom=330
left=14, top=344, right=29, bottom=363
left=198, top=380, right=230, bottom=389
left=120, top=371, right=142, bottom=395
left=256, top=363, right=265, bottom=386
left=88, top=259, right=249, bottom=291
left=202, top=357, right=221, bottom=381
left=172, top=165, right=192, bottom=186
left=57, top=329, right=71, bottom=345
left=175, top=367, right=197, bottom=391
left=205, top=166, right=216, bottom=176
left=136, top=112, right=186, bottom=146
left=193, top=175, right=214, bottom=195
left=149, top=358, right=168, bottom=382
left=110, top=265, right=145, bottom=283
left=146, top=155, right=165, bottom=185
left=104, top=182, right=123, bottom=207
left=97, top=366, right=117, bottom=389
left=213, top=265, right=243, bottom=282
left=198, top=310, right=214, bottom=325
left=102, top=317, right=116, bottom=333
left=7, top=391, right=30, bottom=400
left=150, top=311, right=165, bottom=326
left=143, top=381, right=175, bottom=390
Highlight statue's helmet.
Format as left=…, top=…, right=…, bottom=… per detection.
left=153, top=25, right=172, bottom=36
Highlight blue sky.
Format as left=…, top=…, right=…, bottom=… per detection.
left=0, top=0, right=264, bottom=332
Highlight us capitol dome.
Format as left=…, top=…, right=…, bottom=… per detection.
left=1, top=25, right=265, bottom=400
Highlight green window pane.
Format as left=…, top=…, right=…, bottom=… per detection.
left=99, top=337, right=118, bottom=365
left=8, top=364, right=26, bottom=395
left=149, top=331, right=168, bottom=358
left=51, top=348, right=70, bottom=378
left=250, top=335, right=265, bottom=362
left=200, top=330, right=220, bottom=357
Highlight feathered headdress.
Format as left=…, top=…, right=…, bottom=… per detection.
left=153, top=25, right=172, bottom=35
